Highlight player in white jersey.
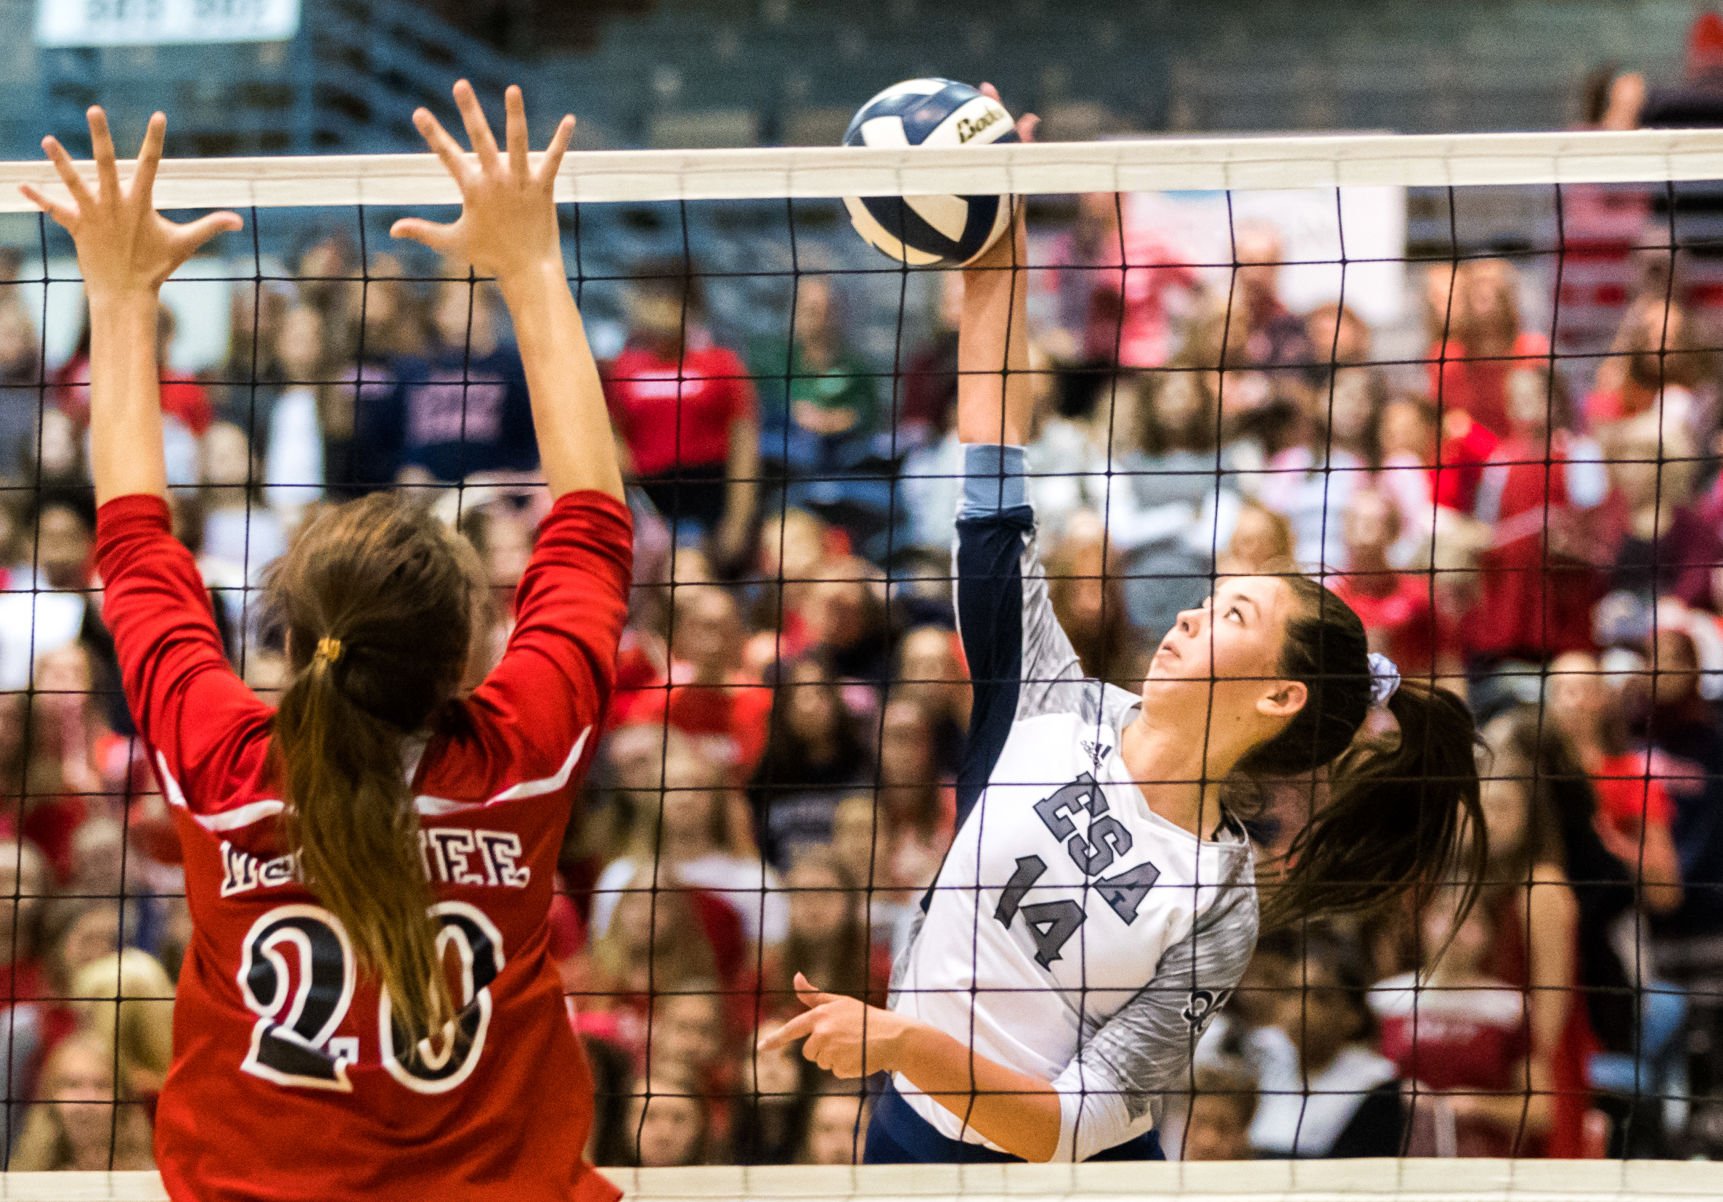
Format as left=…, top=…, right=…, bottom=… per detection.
left=765, top=96, right=1486, bottom=1166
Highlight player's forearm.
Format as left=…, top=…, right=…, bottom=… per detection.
left=889, top=1021, right=1061, bottom=1162
left=497, top=259, right=625, bottom=502
left=956, top=221, right=1033, bottom=447
left=88, top=292, right=169, bottom=505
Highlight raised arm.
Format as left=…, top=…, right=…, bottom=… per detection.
left=392, top=81, right=623, bottom=503
left=23, top=112, right=269, bottom=808
left=954, top=91, right=1038, bottom=448
left=21, top=109, right=240, bottom=505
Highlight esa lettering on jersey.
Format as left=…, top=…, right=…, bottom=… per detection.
left=992, top=772, right=1163, bottom=969
left=221, top=829, right=531, bottom=898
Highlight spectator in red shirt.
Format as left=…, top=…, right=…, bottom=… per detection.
left=1330, top=489, right=1443, bottom=681
left=1371, top=894, right=1542, bottom=1157
left=1464, top=367, right=1610, bottom=664
left=1584, top=295, right=1715, bottom=435
left=627, top=583, right=772, bottom=775
left=1427, top=259, right=1552, bottom=439
left=1545, top=651, right=1683, bottom=916
left=604, top=263, right=759, bottom=566
left=1381, top=393, right=1499, bottom=517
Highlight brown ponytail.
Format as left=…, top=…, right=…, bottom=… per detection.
left=1244, top=576, right=1487, bottom=934
left=265, top=493, right=478, bottom=1040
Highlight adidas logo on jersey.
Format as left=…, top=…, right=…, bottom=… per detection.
left=1080, top=738, right=1111, bottom=771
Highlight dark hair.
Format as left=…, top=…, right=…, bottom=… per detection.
left=29, top=485, right=97, bottom=536
left=1190, top=1061, right=1259, bottom=1126
left=1291, top=923, right=1379, bottom=1045
left=264, top=492, right=477, bottom=1039
left=1244, top=575, right=1487, bottom=933
left=1134, top=363, right=1220, bottom=457
left=770, top=848, right=872, bottom=1007
left=631, top=256, right=707, bottom=320
left=751, top=654, right=867, bottom=783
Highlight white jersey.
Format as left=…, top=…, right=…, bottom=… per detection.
left=889, top=452, right=1258, bottom=1162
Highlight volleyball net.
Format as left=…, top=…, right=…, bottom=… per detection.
left=0, top=126, right=1717, bottom=1193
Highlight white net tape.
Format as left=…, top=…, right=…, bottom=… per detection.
left=0, top=1162, right=1716, bottom=1202
left=1, top=127, right=1722, bottom=209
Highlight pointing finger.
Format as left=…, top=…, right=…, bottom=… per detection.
left=756, top=1009, right=817, bottom=1051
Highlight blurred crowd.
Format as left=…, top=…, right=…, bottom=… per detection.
left=0, top=175, right=1719, bottom=1170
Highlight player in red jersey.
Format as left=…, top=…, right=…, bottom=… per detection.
left=22, top=82, right=630, bottom=1202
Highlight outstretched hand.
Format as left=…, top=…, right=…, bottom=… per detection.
left=20, top=108, right=242, bottom=303
left=392, top=81, right=574, bottom=283
left=756, top=972, right=915, bottom=1079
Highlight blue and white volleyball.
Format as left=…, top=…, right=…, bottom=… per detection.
left=842, top=79, right=1017, bottom=267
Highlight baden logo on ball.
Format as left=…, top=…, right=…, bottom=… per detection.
left=842, top=78, right=1017, bottom=268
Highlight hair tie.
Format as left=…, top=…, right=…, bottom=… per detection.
left=314, top=636, right=344, bottom=667
left=1367, top=652, right=1401, bottom=709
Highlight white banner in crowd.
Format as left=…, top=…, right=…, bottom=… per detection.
left=1128, top=186, right=1408, bottom=327
left=36, top=0, right=302, bottom=47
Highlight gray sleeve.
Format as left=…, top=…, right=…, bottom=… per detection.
left=1046, top=867, right=1260, bottom=1162
left=1013, top=520, right=1104, bottom=722
left=954, top=443, right=1108, bottom=727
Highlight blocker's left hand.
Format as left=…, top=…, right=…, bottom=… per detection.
left=757, top=972, right=915, bottom=1079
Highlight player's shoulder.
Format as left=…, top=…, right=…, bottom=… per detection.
left=155, top=718, right=280, bottom=830
left=410, top=711, right=596, bottom=819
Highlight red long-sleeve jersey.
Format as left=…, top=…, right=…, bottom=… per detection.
left=95, top=490, right=632, bottom=1202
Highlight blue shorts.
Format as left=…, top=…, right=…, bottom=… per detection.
left=863, top=1077, right=1166, bottom=1164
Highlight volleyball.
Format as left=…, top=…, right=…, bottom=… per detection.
left=841, top=78, right=1018, bottom=267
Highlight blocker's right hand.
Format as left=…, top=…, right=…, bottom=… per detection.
left=20, top=107, right=241, bottom=304
left=392, top=80, right=574, bottom=283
